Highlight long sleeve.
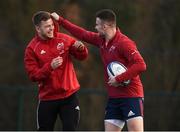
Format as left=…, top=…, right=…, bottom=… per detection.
left=115, top=40, right=146, bottom=83
left=58, top=17, right=102, bottom=47
left=24, top=46, right=53, bottom=82
left=70, top=45, right=88, bottom=60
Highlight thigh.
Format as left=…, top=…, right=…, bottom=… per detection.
left=37, top=100, right=58, bottom=130
left=59, top=93, right=80, bottom=131
left=105, top=98, right=125, bottom=121
left=104, top=97, right=144, bottom=130
left=124, top=98, right=144, bottom=131
left=122, top=98, right=144, bottom=120
left=105, top=119, right=124, bottom=131
left=104, top=98, right=125, bottom=130
left=127, top=116, right=144, bottom=131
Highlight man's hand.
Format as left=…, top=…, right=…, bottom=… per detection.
left=108, top=76, right=119, bottom=87
left=51, top=12, right=60, bottom=21
left=73, top=41, right=85, bottom=51
left=51, top=56, right=63, bottom=69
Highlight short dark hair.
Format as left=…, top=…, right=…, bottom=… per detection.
left=96, top=9, right=116, bottom=25
left=32, top=11, right=51, bottom=26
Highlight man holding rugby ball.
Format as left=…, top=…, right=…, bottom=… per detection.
left=51, top=9, right=146, bottom=131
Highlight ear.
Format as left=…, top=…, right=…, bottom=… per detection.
left=35, top=26, right=40, bottom=33
left=103, top=24, right=108, bottom=30
left=102, top=24, right=106, bottom=29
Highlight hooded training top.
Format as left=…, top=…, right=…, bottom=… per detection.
left=24, top=22, right=88, bottom=101
left=57, top=17, right=146, bottom=98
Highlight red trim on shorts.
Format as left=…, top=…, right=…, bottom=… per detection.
left=139, top=99, right=144, bottom=117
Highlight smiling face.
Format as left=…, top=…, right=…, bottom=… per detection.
left=95, top=17, right=106, bottom=37
left=95, top=9, right=117, bottom=38
left=95, top=17, right=115, bottom=38
left=36, top=18, right=54, bottom=40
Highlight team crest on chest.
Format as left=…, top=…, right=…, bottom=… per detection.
left=57, top=42, right=64, bottom=50
left=57, top=42, right=65, bottom=54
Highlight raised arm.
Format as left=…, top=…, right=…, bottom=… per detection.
left=51, top=12, right=103, bottom=47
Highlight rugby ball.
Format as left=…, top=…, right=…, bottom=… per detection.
left=107, top=61, right=130, bottom=86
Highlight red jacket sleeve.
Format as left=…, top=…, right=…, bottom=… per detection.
left=70, top=44, right=88, bottom=60
left=115, top=39, right=146, bottom=83
left=58, top=17, right=102, bottom=47
left=24, top=46, right=53, bottom=82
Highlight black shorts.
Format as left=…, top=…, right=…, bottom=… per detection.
left=105, top=97, right=144, bottom=121
left=37, top=93, right=80, bottom=131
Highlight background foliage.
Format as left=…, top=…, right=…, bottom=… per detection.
left=0, top=0, right=180, bottom=130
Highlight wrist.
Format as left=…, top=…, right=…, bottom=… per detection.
left=58, top=16, right=65, bottom=24
left=115, top=76, right=119, bottom=82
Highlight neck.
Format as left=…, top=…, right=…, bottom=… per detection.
left=105, top=27, right=116, bottom=42
left=38, top=34, right=49, bottom=40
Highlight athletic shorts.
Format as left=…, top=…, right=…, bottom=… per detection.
left=105, top=97, right=144, bottom=121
